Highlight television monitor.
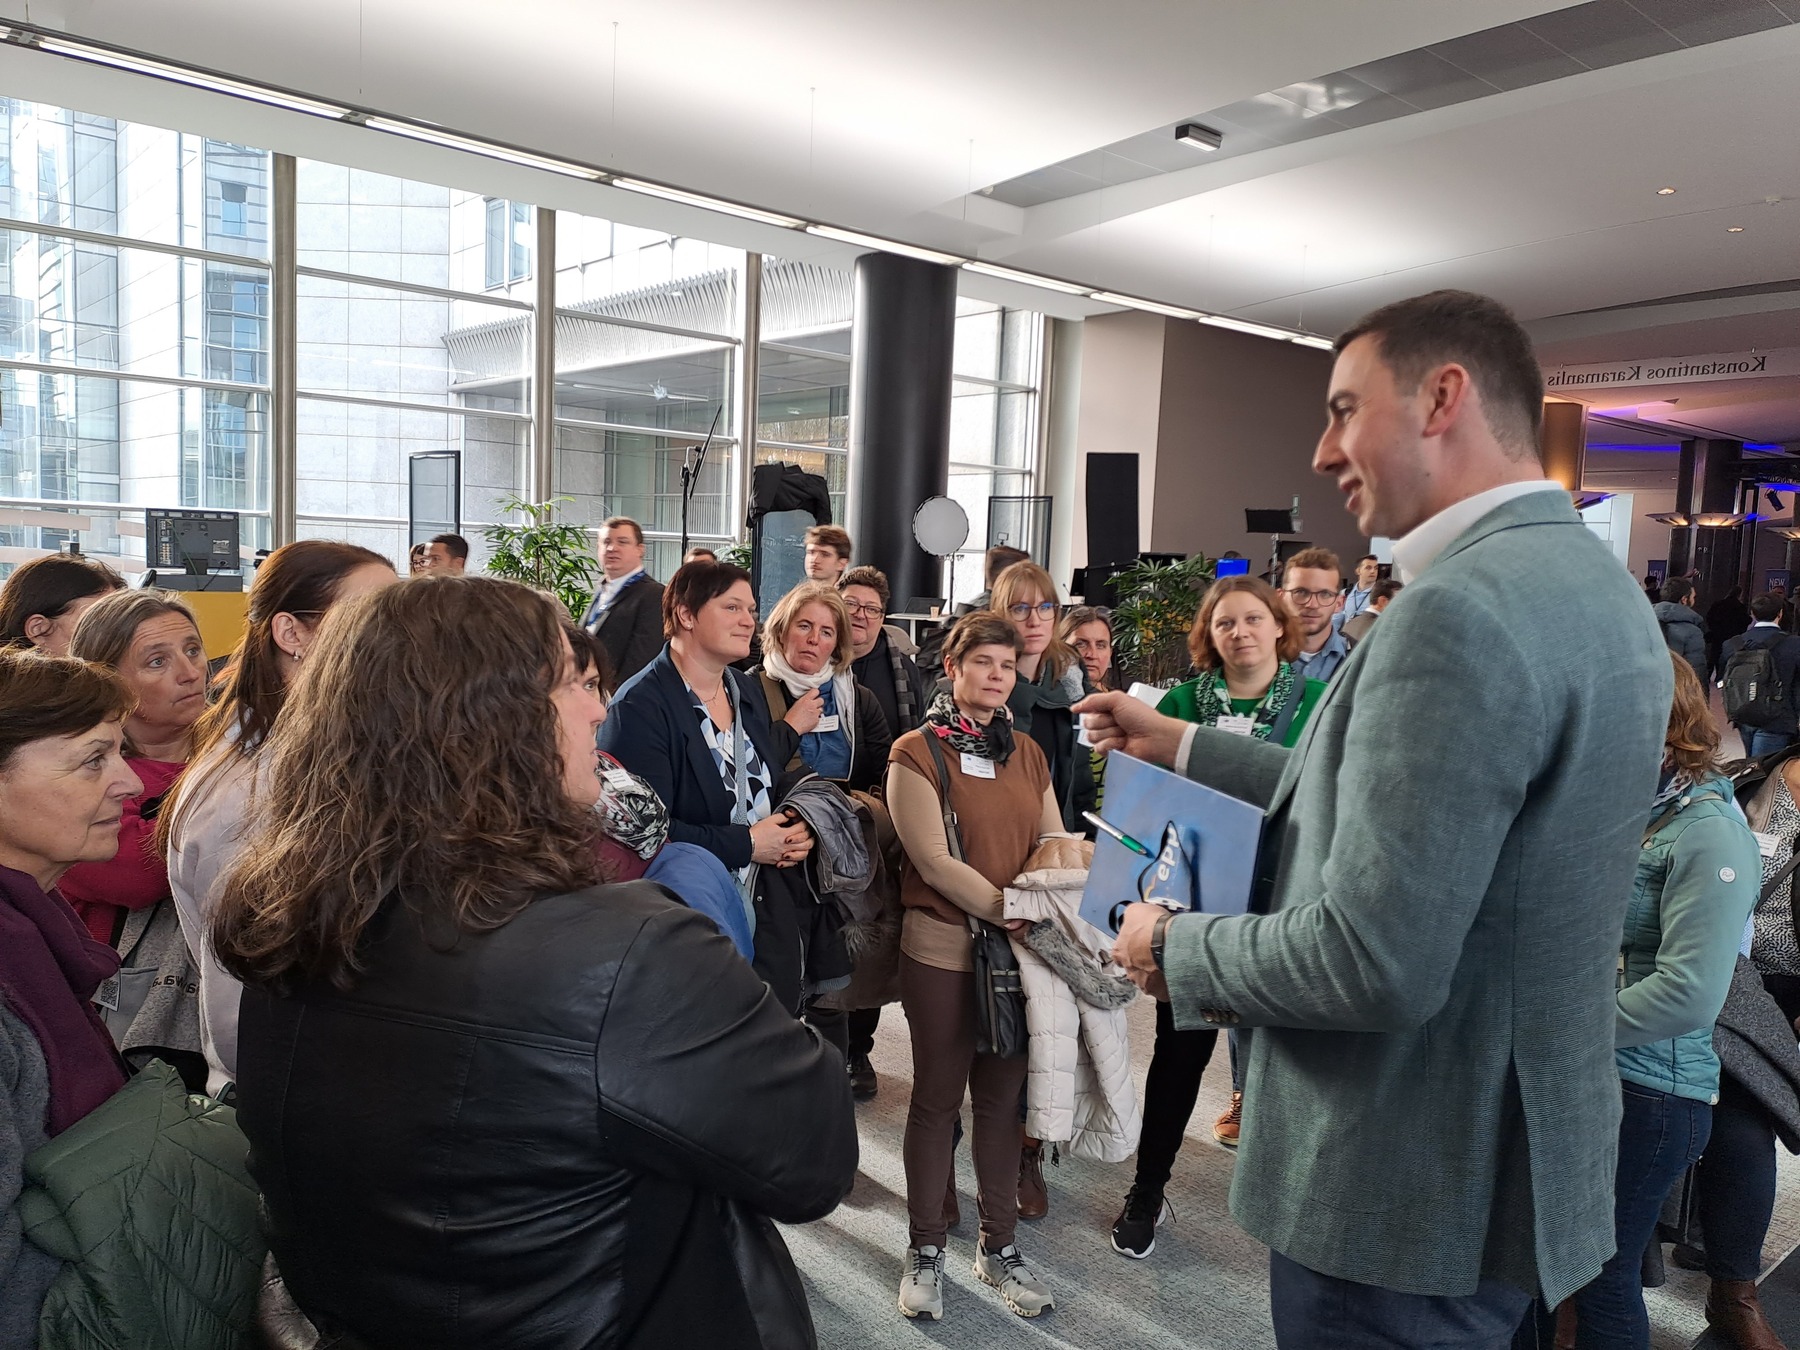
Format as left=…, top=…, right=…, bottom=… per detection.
left=1245, top=508, right=1295, bottom=535
left=1215, top=557, right=1251, bottom=577
left=144, top=508, right=241, bottom=591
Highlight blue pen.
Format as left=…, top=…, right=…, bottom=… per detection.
left=1083, top=811, right=1154, bottom=858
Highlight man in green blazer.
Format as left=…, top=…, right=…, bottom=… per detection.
left=1083, top=290, right=1670, bottom=1348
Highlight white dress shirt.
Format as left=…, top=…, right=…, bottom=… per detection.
left=1170, top=479, right=1566, bottom=768
left=595, top=566, right=646, bottom=613
left=1389, top=479, right=1565, bottom=584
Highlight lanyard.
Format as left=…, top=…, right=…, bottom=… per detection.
left=1211, top=671, right=1282, bottom=728
left=728, top=686, right=752, bottom=828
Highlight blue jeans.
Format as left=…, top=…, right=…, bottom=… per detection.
left=1571, top=1082, right=1711, bottom=1349
left=1744, top=729, right=1794, bottom=759
left=1270, top=1250, right=1530, bottom=1349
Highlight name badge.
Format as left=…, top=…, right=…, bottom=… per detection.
left=93, top=976, right=120, bottom=1013
left=961, top=753, right=996, bottom=779
left=601, top=767, right=636, bottom=791
left=1754, top=830, right=1783, bottom=859
left=815, top=714, right=841, bottom=733
left=1215, top=714, right=1257, bottom=737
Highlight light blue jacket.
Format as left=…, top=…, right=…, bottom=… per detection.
left=1616, top=776, right=1760, bottom=1102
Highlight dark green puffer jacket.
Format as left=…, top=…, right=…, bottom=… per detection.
left=20, top=1061, right=264, bottom=1350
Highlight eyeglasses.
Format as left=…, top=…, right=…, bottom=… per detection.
left=844, top=600, right=885, bottom=618
left=1284, top=588, right=1339, bottom=608
left=1007, top=601, right=1059, bottom=621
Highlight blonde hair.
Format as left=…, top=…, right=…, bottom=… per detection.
left=763, top=583, right=853, bottom=671
left=988, top=560, right=1074, bottom=682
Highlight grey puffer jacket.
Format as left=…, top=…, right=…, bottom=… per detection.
left=1654, top=601, right=1707, bottom=681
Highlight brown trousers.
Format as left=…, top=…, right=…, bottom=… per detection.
left=899, top=953, right=1029, bottom=1251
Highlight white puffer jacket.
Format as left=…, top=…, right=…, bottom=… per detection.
left=1003, top=866, right=1141, bottom=1163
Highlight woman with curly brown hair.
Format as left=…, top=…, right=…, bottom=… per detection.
left=213, top=575, right=856, bottom=1350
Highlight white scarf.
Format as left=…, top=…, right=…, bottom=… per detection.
left=763, top=648, right=859, bottom=758
left=763, top=646, right=835, bottom=696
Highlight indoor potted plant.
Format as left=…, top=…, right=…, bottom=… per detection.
left=482, top=496, right=605, bottom=620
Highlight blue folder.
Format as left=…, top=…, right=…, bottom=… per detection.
left=1079, top=751, right=1264, bottom=936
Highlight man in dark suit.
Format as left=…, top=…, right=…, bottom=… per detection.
left=580, top=516, right=665, bottom=685
left=1083, top=290, right=1670, bottom=1348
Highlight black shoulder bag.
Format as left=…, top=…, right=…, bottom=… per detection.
left=922, top=732, right=1028, bottom=1059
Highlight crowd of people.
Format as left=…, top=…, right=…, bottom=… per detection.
left=3, top=287, right=1800, bottom=1350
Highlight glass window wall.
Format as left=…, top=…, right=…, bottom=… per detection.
left=0, top=100, right=272, bottom=576
left=0, top=95, right=1045, bottom=592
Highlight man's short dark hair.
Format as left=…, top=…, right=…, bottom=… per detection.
left=1359, top=554, right=1378, bottom=566
left=1751, top=593, right=1785, bottom=623
left=428, top=533, right=469, bottom=562
left=1335, top=289, right=1544, bottom=456
left=841, top=565, right=891, bottom=610
left=1371, top=578, right=1405, bottom=604
left=805, top=525, right=852, bottom=560
left=1660, top=578, right=1695, bottom=606
left=603, top=516, right=644, bottom=546
left=1283, top=547, right=1342, bottom=587
left=984, top=545, right=1031, bottom=587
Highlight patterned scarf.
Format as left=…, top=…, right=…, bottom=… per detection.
left=1186, top=662, right=1299, bottom=741
left=924, top=688, right=1016, bottom=764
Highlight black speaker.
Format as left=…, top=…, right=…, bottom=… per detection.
left=1086, top=453, right=1139, bottom=567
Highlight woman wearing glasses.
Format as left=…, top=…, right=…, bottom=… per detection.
left=988, top=562, right=1096, bottom=836
left=1108, top=575, right=1327, bottom=1260
left=985, top=561, right=1097, bottom=1222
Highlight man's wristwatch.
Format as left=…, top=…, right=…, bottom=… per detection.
left=1150, top=909, right=1175, bottom=971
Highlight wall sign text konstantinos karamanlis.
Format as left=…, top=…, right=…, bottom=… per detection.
left=1544, top=347, right=1800, bottom=391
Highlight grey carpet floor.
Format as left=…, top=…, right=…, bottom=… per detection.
left=784, top=995, right=1800, bottom=1349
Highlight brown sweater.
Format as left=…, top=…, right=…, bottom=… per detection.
left=887, top=729, right=1061, bottom=972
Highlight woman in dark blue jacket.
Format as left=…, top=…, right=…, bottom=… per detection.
left=600, top=560, right=846, bottom=1014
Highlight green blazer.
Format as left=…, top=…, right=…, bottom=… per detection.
left=1161, top=490, right=1671, bottom=1304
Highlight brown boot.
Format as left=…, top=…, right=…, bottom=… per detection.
left=943, top=1176, right=961, bottom=1232
left=1213, top=1092, right=1243, bottom=1149
left=1018, top=1137, right=1048, bottom=1220
left=1706, top=1278, right=1789, bottom=1350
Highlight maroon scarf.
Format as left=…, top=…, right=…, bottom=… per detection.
left=0, top=864, right=127, bottom=1136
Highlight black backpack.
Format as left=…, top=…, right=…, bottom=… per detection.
left=1722, top=640, right=1787, bottom=728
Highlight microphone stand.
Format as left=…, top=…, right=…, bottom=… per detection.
left=680, top=405, right=723, bottom=556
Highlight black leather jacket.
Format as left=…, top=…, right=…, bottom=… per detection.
left=236, top=881, right=858, bottom=1349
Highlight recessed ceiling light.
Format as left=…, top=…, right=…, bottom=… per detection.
left=1656, top=186, right=1677, bottom=195
left=1174, top=122, right=1223, bottom=153
left=1727, top=226, right=1745, bottom=233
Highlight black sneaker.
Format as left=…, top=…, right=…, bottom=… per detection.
left=848, top=1053, right=877, bottom=1102
left=1110, top=1185, right=1171, bottom=1260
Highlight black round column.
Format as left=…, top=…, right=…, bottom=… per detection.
left=847, top=253, right=958, bottom=608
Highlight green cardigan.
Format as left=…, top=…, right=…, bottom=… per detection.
left=1156, top=667, right=1328, bottom=749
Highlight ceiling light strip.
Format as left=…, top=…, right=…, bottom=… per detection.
left=804, top=224, right=964, bottom=267
left=1089, top=291, right=1203, bottom=320
left=23, top=32, right=353, bottom=120
left=609, top=177, right=804, bottom=230
left=4, top=19, right=1342, bottom=345
left=361, top=118, right=603, bottom=181
left=960, top=260, right=1092, bottom=296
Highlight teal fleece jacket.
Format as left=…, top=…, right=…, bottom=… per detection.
left=1616, top=775, right=1761, bottom=1102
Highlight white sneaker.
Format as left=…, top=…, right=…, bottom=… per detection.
left=898, top=1245, right=945, bottom=1320
left=974, top=1243, right=1054, bottom=1318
